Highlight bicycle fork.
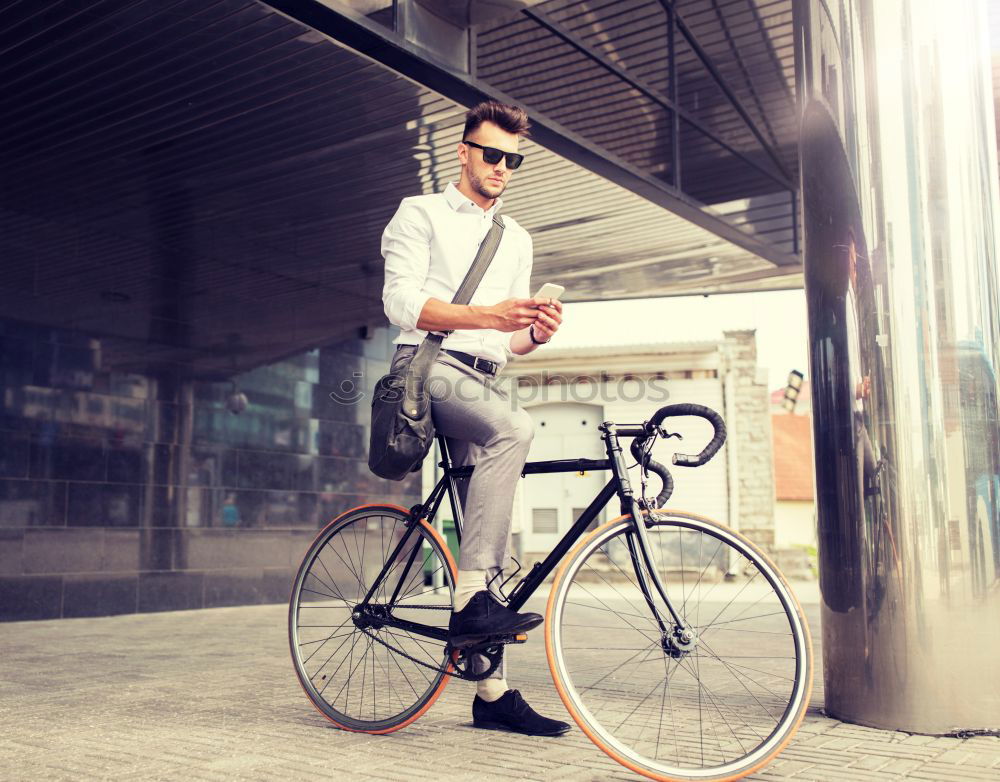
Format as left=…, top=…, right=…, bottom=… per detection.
left=603, top=423, right=699, bottom=656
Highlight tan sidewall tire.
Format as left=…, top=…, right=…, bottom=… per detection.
left=544, top=508, right=814, bottom=782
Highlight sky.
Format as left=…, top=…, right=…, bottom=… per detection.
left=551, top=289, right=810, bottom=391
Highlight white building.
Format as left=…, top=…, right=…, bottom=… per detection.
left=504, top=331, right=776, bottom=563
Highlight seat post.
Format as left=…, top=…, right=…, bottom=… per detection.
left=438, top=434, right=465, bottom=541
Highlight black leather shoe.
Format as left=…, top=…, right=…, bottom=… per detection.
left=473, top=689, right=572, bottom=737
left=449, top=591, right=542, bottom=649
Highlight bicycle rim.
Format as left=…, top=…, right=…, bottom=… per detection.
left=546, top=509, right=812, bottom=781
left=289, top=504, right=457, bottom=733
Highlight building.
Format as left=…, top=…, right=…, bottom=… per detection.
left=1, top=0, right=999, bottom=733
left=506, top=330, right=775, bottom=559
left=0, top=1, right=807, bottom=621
left=770, top=380, right=816, bottom=552
left=771, top=411, right=817, bottom=551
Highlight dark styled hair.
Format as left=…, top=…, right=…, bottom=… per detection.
left=463, top=100, right=531, bottom=139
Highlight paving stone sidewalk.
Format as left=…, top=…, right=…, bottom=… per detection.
left=1, top=597, right=997, bottom=781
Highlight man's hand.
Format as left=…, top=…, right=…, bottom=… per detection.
left=856, top=375, right=871, bottom=400
left=488, top=297, right=550, bottom=333
left=531, top=297, right=562, bottom=342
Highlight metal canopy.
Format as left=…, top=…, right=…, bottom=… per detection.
left=0, top=0, right=803, bottom=380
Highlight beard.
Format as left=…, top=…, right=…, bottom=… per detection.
left=468, top=168, right=507, bottom=200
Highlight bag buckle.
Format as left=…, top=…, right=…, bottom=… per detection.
left=473, top=357, right=496, bottom=375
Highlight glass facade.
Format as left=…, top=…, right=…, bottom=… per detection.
left=0, top=323, right=421, bottom=620
left=796, top=0, right=1000, bottom=732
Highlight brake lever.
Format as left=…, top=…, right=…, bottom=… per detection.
left=656, top=425, right=682, bottom=441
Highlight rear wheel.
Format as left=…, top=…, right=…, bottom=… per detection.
left=546, top=509, right=813, bottom=781
left=289, top=504, right=457, bottom=733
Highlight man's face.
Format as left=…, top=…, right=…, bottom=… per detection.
left=459, top=120, right=521, bottom=200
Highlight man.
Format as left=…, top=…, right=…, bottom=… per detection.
left=844, top=231, right=876, bottom=506
left=381, top=100, right=569, bottom=736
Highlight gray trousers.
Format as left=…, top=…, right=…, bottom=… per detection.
left=392, top=344, right=535, bottom=680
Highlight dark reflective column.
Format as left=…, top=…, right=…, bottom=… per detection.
left=796, top=0, right=1000, bottom=732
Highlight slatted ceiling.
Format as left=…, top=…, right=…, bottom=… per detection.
left=483, top=0, right=788, bottom=161
left=0, top=0, right=803, bottom=379
left=476, top=0, right=795, bottom=204
left=676, top=0, right=797, bottom=173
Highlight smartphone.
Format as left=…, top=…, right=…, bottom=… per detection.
left=532, top=282, right=565, bottom=301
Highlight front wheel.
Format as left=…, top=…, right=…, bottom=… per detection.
left=545, top=509, right=813, bottom=781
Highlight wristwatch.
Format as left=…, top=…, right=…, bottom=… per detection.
left=529, top=324, right=550, bottom=345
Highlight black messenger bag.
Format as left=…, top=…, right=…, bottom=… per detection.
left=368, top=214, right=505, bottom=481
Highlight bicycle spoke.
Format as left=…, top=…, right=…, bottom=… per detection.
left=300, top=618, right=354, bottom=666
left=697, top=567, right=763, bottom=631
left=697, top=638, right=787, bottom=717
left=566, top=583, right=660, bottom=640
left=612, top=659, right=673, bottom=732
left=679, top=653, right=749, bottom=759
left=298, top=630, right=355, bottom=646
left=382, top=626, right=446, bottom=671
left=577, top=641, right=658, bottom=694
left=698, top=571, right=772, bottom=629
left=317, top=630, right=362, bottom=697
left=564, top=598, right=661, bottom=626
left=364, top=635, right=374, bottom=722
left=299, top=587, right=350, bottom=603
left=322, top=539, right=361, bottom=599
left=385, top=637, right=424, bottom=699
left=698, top=610, right=790, bottom=631
left=312, top=550, right=351, bottom=603
left=657, top=643, right=681, bottom=763
left=682, top=537, right=722, bottom=620
left=589, top=537, right=664, bottom=618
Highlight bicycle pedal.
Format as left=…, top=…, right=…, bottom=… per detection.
left=451, top=632, right=528, bottom=651
left=482, top=632, right=528, bottom=646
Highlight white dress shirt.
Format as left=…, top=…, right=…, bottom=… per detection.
left=381, top=182, right=533, bottom=368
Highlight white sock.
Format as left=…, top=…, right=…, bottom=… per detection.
left=453, top=569, right=486, bottom=612
left=477, top=678, right=509, bottom=702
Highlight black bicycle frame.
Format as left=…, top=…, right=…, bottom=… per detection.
left=356, top=422, right=690, bottom=644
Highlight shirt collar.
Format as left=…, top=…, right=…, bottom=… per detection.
left=444, top=182, right=503, bottom=216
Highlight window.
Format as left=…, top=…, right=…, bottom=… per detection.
left=532, top=507, right=558, bottom=535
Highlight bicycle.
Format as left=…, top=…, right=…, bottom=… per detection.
left=289, top=403, right=813, bottom=781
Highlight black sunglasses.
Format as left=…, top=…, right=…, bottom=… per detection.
left=462, top=140, right=524, bottom=170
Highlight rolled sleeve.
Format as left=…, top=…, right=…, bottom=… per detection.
left=504, top=231, right=534, bottom=360
left=381, top=204, right=433, bottom=332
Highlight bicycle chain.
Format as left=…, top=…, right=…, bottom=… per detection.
left=356, top=625, right=461, bottom=679
left=356, top=624, right=502, bottom=681
left=358, top=606, right=503, bottom=682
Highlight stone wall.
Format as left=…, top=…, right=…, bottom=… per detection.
left=722, top=330, right=776, bottom=550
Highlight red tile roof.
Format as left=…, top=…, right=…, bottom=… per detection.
left=770, top=379, right=811, bottom=410
left=771, top=414, right=815, bottom=501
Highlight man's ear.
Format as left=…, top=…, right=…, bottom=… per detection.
left=457, top=142, right=468, bottom=165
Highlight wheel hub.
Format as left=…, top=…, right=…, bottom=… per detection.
left=661, top=626, right=698, bottom=658
left=353, top=603, right=389, bottom=631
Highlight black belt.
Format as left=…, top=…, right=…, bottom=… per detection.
left=396, top=345, right=499, bottom=376
left=443, top=349, right=499, bottom=376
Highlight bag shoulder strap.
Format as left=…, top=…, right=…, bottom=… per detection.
left=450, top=213, right=505, bottom=306
left=426, top=213, right=504, bottom=341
